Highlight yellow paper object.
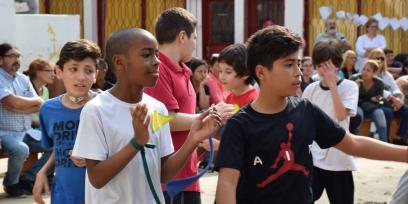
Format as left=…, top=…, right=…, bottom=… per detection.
left=232, top=104, right=240, bottom=113
left=151, top=110, right=175, bottom=133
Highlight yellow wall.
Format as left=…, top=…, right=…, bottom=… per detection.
left=105, top=0, right=142, bottom=41
left=145, top=0, right=186, bottom=35
left=308, top=0, right=408, bottom=55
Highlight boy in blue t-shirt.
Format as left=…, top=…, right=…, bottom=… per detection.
left=32, top=39, right=101, bottom=204
left=215, top=25, right=408, bottom=204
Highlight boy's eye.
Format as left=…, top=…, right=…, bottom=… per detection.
left=86, top=69, right=95, bottom=74
left=69, top=67, right=77, bottom=72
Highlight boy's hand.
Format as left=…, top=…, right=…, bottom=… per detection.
left=130, top=104, right=150, bottom=147
left=33, top=171, right=50, bottom=204
left=214, top=102, right=235, bottom=124
left=321, top=60, right=338, bottom=89
left=190, top=106, right=222, bottom=143
left=69, top=150, right=86, bottom=167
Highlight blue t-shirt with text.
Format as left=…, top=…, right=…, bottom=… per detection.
left=40, top=95, right=85, bottom=204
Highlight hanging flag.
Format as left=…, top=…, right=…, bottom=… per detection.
left=151, top=110, right=175, bottom=133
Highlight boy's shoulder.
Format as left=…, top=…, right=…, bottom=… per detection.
left=231, top=96, right=310, bottom=122
left=40, top=95, right=62, bottom=111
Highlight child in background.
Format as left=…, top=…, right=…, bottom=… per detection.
left=207, top=53, right=227, bottom=104
left=186, top=58, right=211, bottom=112
left=32, top=39, right=101, bottom=204
left=302, top=39, right=359, bottom=204
left=218, top=43, right=258, bottom=108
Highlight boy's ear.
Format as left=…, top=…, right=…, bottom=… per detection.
left=255, top=65, right=267, bottom=82
left=112, top=54, right=126, bottom=71
left=178, top=31, right=187, bottom=44
left=55, top=65, right=63, bottom=80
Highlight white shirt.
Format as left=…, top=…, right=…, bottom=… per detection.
left=72, top=92, right=174, bottom=204
left=378, top=71, right=402, bottom=98
left=302, top=79, right=359, bottom=171
left=355, top=34, right=387, bottom=72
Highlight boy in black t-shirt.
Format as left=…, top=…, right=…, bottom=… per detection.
left=215, top=25, right=408, bottom=204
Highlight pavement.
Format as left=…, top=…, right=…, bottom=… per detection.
left=0, top=157, right=406, bottom=204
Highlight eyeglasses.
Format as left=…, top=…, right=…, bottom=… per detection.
left=3, top=54, right=21, bottom=59
left=376, top=57, right=385, bottom=61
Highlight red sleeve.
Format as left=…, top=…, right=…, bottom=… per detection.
left=144, top=66, right=179, bottom=111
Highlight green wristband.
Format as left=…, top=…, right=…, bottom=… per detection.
left=130, top=138, right=144, bottom=151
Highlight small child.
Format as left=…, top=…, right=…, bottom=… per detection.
left=72, top=28, right=221, bottom=204
left=186, top=57, right=211, bottom=112
left=218, top=43, right=258, bottom=108
left=302, top=39, right=359, bottom=203
left=215, top=25, right=408, bottom=204
left=32, top=39, right=101, bottom=204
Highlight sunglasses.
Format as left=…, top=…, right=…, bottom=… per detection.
left=376, top=57, right=385, bottom=61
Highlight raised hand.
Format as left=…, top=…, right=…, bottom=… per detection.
left=129, top=103, right=150, bottom=147
left=321, top=60, right=338, bottom=89
left=214, top=102, right=235, bottom=124
left=190, top=106, right=222, bottom=142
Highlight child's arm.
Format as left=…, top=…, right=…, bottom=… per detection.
left=161, top=108, right=221, bottom=183
left=335, top=132, right=408, bottom=162
left=322, top=60, right=351, bottom=121
left=169, top=102, right=233, bottom=131
left=85, top=104, right=151, bottom=189
left=216, top=167, right=240, bottom=204
left=33, top=152, right=55, bottom=204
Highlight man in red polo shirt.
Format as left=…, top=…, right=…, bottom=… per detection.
left=144, top=7, right=203, bottom=204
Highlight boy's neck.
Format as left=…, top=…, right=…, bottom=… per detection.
left=159, top=44, right=182, bottom=67
left=251, top=88, right=288, bottom=114
left=231, top=84, right=252, bottom=96
left=61, top=91, right=92, bottom=109
left=109, top=81, right=143, bottom=104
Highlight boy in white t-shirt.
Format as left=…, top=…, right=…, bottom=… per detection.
left=72, top=28, right=221, bottom=204
left=302, top=40, right=359, bottom=204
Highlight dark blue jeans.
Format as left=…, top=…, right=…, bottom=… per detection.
left=21, top=134, right=53, bottom=182
left=382, top=105, right=408, bottom=138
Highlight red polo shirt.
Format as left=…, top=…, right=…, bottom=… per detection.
left=144, top=52, right=199, bottom=192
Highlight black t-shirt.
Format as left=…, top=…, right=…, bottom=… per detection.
left=215, top=96, right=346, bottom=204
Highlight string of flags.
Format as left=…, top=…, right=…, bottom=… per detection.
left=319, top=6, right=408, bottom=31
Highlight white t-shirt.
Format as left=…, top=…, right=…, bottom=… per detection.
left=72, top=92, right=174, bottom=204
left=355, top=34, right=387, bottom=72
left=302, top=79, right=358, bottom=171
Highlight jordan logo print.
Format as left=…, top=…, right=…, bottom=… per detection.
left=257, top=122, right=309, bottom=188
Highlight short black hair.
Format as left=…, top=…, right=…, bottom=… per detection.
left=105, top=28, right=152, bottom=74
left=218, top=44, right=252, bottom=85
left=155, top=7, right=197, bottom=45
left=186, top=57, right=208, bottom=73
left=0, top=43, right=14, bottom=57
left=56, top=39, right=101, bottom=69
left=246, top=25, right=304, bottom=83
left=312, top=39, right=343, bottom=68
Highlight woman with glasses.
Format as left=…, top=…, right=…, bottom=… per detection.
left=355, top=18, right=387, bottom=72
left=368, top=48, right=408, bottom=143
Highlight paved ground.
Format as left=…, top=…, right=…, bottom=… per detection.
left=0, top=157, right=406, bottom=204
